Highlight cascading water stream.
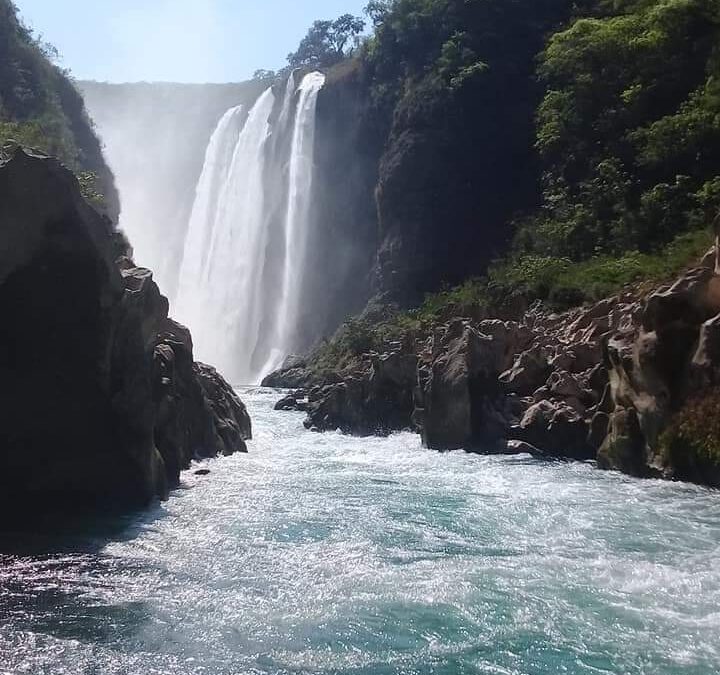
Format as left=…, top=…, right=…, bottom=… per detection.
left=263, top=72, right=326, bottom=378
left=174, top=72, right=325, bottom=384
left=175, top=105, right=245, bottom=302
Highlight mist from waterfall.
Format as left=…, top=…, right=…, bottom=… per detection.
left=174, top=72, right=326, bottom=384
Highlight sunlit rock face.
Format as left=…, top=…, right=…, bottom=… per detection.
left=79, top=81, right=267, bottom=299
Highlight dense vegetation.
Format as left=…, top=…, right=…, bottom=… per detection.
left=287, top=14, right=366, bottom=69
left=291, top=0, right=720, bottom=369
left=344, top=0, right=717, bottom=299
left=0, top=0, right=117, bottom=214
left=510, top=0, right=720, bottom=297
left=361, top=0, right=576, bottom=299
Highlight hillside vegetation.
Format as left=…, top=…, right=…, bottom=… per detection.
left=0, top=0, right=118, bottom=216
left=288, top=0, right=720, bottom=368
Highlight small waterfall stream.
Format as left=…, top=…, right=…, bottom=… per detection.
left=174, top=72, right=325, bottom=383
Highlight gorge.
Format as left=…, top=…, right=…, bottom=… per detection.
left=3, top=388, right=720, bottom=675
left=2, top=0, right=720, bottom=672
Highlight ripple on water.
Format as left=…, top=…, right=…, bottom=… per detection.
left=2, top=387, right=720, bottom=674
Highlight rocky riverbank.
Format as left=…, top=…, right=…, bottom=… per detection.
left=265, top=251, right=720, bottom=488
left=0, top=148, right=251, bottom=518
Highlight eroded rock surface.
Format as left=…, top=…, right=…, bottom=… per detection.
left=267, top=254, right=720, bottom=487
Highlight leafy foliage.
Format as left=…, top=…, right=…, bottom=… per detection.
left=0, top=0, right=115, bottom=213
left=489, top=229, right=713, bottom=310
left=518, top=0, right=720, bottom=261
left=660, top=388, right=720, bottom=484
left=287, top=14, right=366, bottom=68
left=354, top=0, right=720, bottom=311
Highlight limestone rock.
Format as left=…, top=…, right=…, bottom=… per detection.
left=511, top=400, right=593, bottom=460
left=600, top=267, right=720, bottom=484
left=499, top=347, right=550, bottom=396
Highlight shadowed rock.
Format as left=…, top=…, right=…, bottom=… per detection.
left=0, top=149, right=251, bottom=519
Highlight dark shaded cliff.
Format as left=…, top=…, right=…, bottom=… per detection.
left=0, top=149, right=251, bottom=519
left=307, top=62, right=382, bottom=342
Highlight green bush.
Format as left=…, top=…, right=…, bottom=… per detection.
left=660, top=388, right=720, bottom=484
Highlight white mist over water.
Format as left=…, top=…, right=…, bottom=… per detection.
left=3, top=388, right=720, bottom=675
left=174, top=72, right=326, bottom=384
left=80, top=82, right=266, bottom=300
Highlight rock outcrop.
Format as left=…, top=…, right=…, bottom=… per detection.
left=0, top=149, right=251, bottom=517
left=268, top=252, right=720, bottom=487
left=599, top=266, right=720, bottom=485
left=296, top=349, right=417, bottom=436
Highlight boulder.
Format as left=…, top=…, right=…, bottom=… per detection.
left=499, top=346, right=550, bottom=396
left=262, top=365, right=315, bottom=389
left=0, top=149, right=251, bottom=518
left=303, top=349, right=418, bottom=435
left=275, top=394, right=299, bottom=411
left=511, top=400, right=593, bottom=460
left=194, top=362, right=252, bottom=455
left=420, top=320, right=505, bottom=450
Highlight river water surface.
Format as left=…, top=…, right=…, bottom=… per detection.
left=2, top=387, right=720, bottom=674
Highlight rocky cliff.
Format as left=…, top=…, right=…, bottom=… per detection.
left=266, top=250, right=720, bottom=488
left=0, top=149, right=251, bottom=518
left=307, top=63, right=381, bottom=340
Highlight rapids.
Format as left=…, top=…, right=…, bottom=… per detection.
left=2, top=387, right=720, bottom=674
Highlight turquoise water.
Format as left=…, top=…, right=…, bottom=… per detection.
left=2, top=387, right=720, bottom=674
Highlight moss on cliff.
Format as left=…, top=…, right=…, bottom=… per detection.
left=660, top=389, right=720, bottom=486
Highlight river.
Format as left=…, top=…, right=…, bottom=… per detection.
left=2, top=387, right=719, bottom=674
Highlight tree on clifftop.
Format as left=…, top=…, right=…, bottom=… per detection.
left=287, top=14, right=366, bottom=68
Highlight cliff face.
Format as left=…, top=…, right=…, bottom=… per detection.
left=0, top=149, right=251, bottom=518
left=308, top=64, right=381, bottom=341
left=79, top=81, right=267, bottom=298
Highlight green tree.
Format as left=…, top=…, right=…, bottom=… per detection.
left=287, top=14, right=366, bottom=68
left=520, top=0, right=720, bottom=260
left=252, top=69, right=276, bottom=81
left=364, top=0, right=392, bottom=27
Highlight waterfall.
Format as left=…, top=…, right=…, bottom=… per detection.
left=175, top=105, right=245, bottom=295
left=174, top=72, right=325, bottom=384
left=262, top=71, right=326, bottom=378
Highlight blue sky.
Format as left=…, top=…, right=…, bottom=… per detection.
left=15, top=0, right=369, bottom=83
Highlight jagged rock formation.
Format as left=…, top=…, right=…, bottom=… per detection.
left=600, top=265, right=720, bottom=484
left=0, top=149, right=251, bottom=517
left=267, top=254, right=720, bottom=487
